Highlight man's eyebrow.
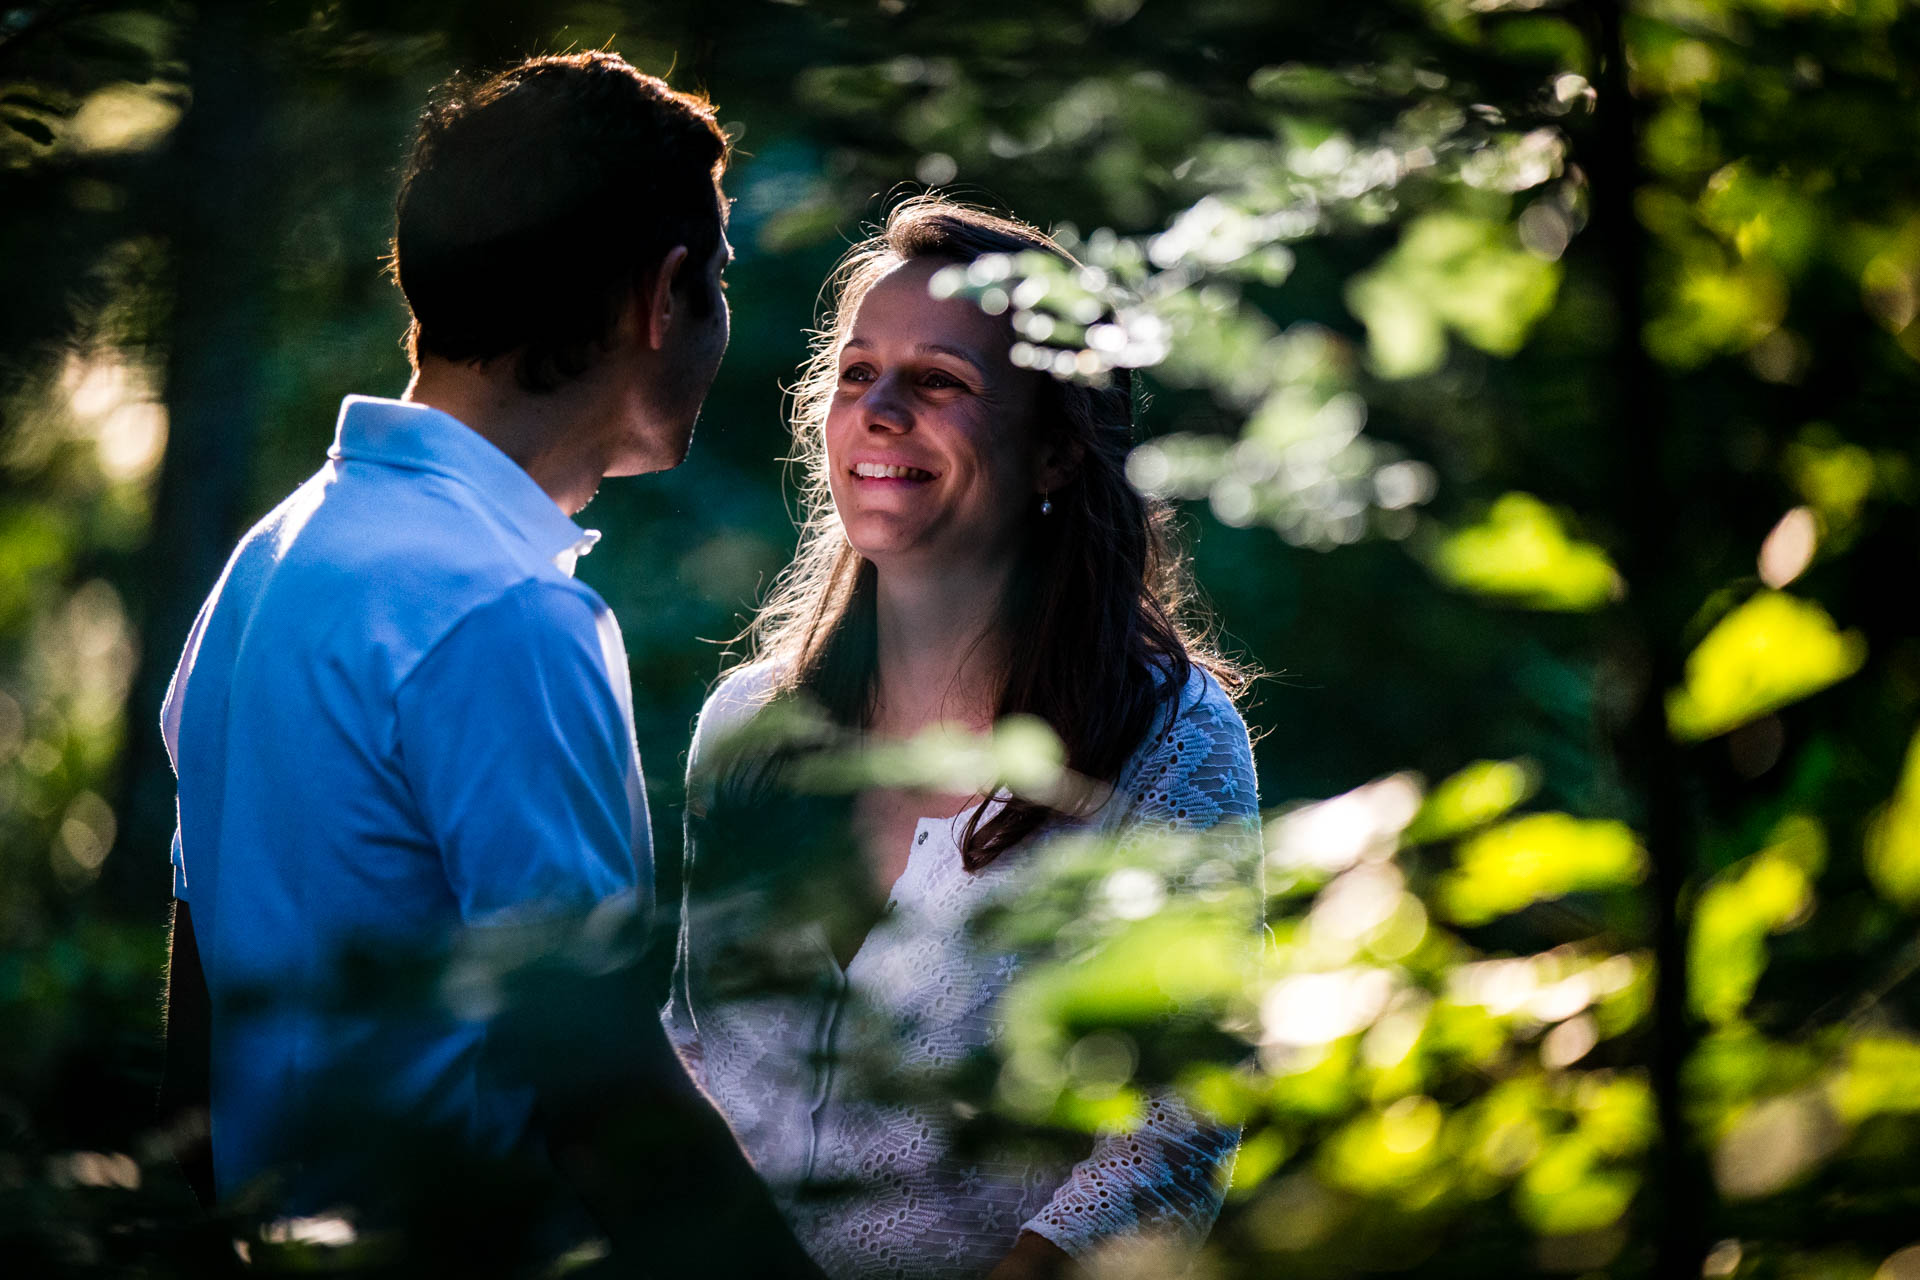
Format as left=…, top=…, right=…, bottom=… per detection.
left=841, top=338, right=989, bottom=375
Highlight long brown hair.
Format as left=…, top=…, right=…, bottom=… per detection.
left=744, top=195, right=1242, bottom=870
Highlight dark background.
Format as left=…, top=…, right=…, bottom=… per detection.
left=4, top=0, right=1919, bottom=1275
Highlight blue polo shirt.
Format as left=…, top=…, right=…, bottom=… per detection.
left=161, top=394, right=650, bottom=1202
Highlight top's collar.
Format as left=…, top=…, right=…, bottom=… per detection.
left=328, top=395, right=599, bottom=574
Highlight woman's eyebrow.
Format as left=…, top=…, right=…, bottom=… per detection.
left=842, top=337, right=988, bottom=377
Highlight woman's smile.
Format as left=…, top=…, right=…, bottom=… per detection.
left=848, top=459, right=938, bottom=483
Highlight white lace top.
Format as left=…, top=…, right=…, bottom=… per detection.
left=662, top=663, right=1260, bottom=1278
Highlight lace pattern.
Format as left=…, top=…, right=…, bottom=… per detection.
left=663, top=664, right=1261, bottom=1277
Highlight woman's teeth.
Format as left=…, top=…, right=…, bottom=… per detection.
left=852, top=462, right=934, bottom=481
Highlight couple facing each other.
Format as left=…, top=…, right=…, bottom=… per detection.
left=161, top=48, right=1261, bottom=1280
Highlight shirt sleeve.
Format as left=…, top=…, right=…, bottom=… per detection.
left=170, top=822, right=188, bottom=901
left=1022, top=671, right=1262, bottom=1260
left=161, top=590, right=218, bottom=902
left=394, top=578, right=646, bottom=925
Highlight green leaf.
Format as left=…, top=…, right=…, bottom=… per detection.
left=1347, top=213, right=1561, bottom=378
left=1830, top=1036, right=1920, bottom=1126
left=1785, top=426, right=1876, bottom=528
left=1404, top=759, right=1539, bottom=845
left=1645, top=259, right=1788, bottom=369
left=1441, top=814, right=1647, bottom=925
left=1866, top=729, right=1920, bottom=910
left=1666, top=592, right=1866, bottom=742
left=1318, top=1095, right=1448, bottom=1203
left=1689, top=815, right=1824, bottom=1025
left=1430, top=493, right=1623, bottom=612
left=1249, top=64, right=1362, bottom=103
left=1518, top=1134, right=1637, bottom=1234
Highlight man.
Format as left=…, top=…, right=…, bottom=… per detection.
left=159, top=51, right=821, bottom=1274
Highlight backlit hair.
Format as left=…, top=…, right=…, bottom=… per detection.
left=740, top=195, right=1244, bottom=869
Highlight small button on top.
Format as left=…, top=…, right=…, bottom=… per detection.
left=916, top=830, right=928, bottom=845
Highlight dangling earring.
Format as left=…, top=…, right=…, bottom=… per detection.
left=1039, top=491, right=1053, bottom=516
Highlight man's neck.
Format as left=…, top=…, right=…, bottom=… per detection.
left=404, top=360, right=613, bottom=516
left=871, top=555, right=1013, bottom=736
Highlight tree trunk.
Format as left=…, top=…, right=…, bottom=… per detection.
left=102, top=0, right=276, bottom=915
left=1589, top=1, right=1711, bottom=1276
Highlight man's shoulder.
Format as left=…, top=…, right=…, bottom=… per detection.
left=221, top=459, right=603, bottom=680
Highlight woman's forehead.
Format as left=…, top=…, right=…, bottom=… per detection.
left=846, top=257, right=1010, bottom=352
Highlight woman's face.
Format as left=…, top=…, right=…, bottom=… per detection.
left=824, top=256, right=1046, bottom=573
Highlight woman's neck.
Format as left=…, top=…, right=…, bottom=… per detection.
left=870, top=556, right=1013, bottom=737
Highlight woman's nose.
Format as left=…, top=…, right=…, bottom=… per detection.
left=861, top=372, right=912, bottom=432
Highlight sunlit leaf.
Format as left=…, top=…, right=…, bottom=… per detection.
left=1228, top=1127, right=1292, bottom=1198
left=1404, top=758, right=1539, bottom=845
left=1260, top=967, right=1396, bottom=1051
left=1689, top=816, right=1824, bottom=1024
left=1441, top=814, right=1646, bottom=925
left=1248, top=63, right=1363, bottom=103
left=1265, top=773, right=1423, bottom=883
left=1786, top=427, right=1878, bottom=529
left=1699, top=162, right=1819, bottom=276
left=68, top=83, right=181, bottom=155
left=1460, top=1077, right=1548, bottom=1188
left=1346, top=213, right=1561, bottom=378
left=1646, top=259, right=1787, bottom=368
left=1573, top=1073, right=1656, bottom=1160
left=1642, top=101, right=1720, bottom=180
left=1866, top=728, right=1920, bottom=910
left=998, top=902, right=1253, bottom=1060
left=1858, top=215, right=1920, bottom=340
left=1687, top=1027, right=1832, bottom=1120
left=1430, top=494, right=1623, bottom=612
left=1264, top=1038, right=1364, bottom=1119
left=1516, top=1134, right=1637, bottom=1234
left=794, top=714, right=1073, bottom=803
left=1317, top=1095, right=1447, bottom=1203
left=1665, top=592, right=1866, bottom=741
left=1829, top=1036, right=1920, bottom=1126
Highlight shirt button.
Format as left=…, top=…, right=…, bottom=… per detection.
left=916, top=830, right=928, bottom=845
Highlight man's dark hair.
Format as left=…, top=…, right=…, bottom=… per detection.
left=392, top=51, right=729, bottom=392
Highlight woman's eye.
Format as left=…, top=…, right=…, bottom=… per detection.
left=840, top=364, right=873, bottom=383
left=923, top=371, right=963, bottom=390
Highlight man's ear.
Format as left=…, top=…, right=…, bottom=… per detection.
left=638, top=245, right=692, bottom=352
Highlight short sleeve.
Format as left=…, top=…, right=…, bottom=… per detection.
left=1022, top=669, right=1261, bottom=1258
left=394, top=579, right=646, bottom=924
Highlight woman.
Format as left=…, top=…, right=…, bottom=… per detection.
left=663, top=196, right=1261, bottom=1279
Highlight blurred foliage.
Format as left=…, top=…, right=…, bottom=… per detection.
left=4, top=0, right=1920, bottom=1276
left=1666, top=590, right=1868, bottom=742
left=1430, top=492, right=1623, bottom=612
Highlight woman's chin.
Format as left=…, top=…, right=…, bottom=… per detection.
left=841, top=515, right=928, bottom=561
left=846, top=535, right=925, bottom=566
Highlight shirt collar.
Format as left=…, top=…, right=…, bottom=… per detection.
left=327, top=395, right=601, bottom=575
